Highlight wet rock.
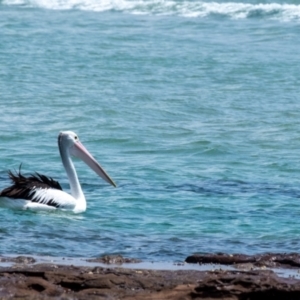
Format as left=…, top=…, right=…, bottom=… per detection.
left=87, top=255, right=141, bottom=264
left=186, top=253, right=254, bottom=265
left=185, top=252, right=300, bottom=268
left=0, top=256, right=36, bottom=266
left=13, top=256, right=36, bottom=264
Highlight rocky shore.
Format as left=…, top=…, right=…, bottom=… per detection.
left=1, top=253, right=300, bottom=299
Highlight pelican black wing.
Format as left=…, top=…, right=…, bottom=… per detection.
left=0, top=167, right=63, bottom=200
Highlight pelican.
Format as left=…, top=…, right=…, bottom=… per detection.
left=0, top=131, right=116, bottom=213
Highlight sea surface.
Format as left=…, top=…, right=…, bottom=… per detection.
left=0, top=0, right=300, bottom=262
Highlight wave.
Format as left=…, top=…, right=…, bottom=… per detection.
left=2, top=0, right=300, bottom=21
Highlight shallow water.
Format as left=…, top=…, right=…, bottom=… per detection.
left=0, top=0, right=300, bottom=262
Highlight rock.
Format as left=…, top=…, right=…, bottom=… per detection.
left=0, top=253, right=300, bottom=299
left=87, top=255, right=141, bottom=264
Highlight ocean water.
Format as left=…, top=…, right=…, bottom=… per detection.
left=0, top=0, right=300, bottom=262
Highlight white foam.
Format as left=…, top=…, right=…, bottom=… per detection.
left=2, top=0, right=300, bottom=21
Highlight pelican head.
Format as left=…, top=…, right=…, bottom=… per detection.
left=58, top=131, right=116, bottom=187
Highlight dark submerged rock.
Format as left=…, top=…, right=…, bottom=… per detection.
left=185, top=252, right=300, bottom=268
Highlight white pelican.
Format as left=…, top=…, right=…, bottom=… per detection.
left=0, top=131, right=116, bottom=213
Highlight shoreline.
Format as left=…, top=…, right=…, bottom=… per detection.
left=1, top=253, right=300, bottom=299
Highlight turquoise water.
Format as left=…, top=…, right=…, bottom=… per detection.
left=1, top=0, right=300, bottom=261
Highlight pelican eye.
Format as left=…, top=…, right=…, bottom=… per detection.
left=74, top=136, right=78, bottom=140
